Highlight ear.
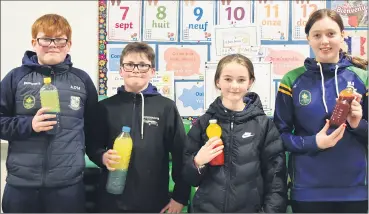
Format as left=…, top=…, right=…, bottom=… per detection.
left=31, top=39, right=37, bottom=51
left=248, top=79, right=255, bottom=90
left=340, top=31, right=345, bottom=43
left=119, top=66, right=124, bottom=77
left=66, top=40, right=72, bottom=52
left=215, top=80, right=220, bottom=89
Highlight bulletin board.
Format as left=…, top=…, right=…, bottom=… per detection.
left=97, top=0, right=368, bottom=121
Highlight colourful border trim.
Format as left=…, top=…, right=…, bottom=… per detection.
left=98, top=0, right=108, bottom=96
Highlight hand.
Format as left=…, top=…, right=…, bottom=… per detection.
left=102, top=149, right=120, bottom=171
left=194, top=137, right=224, bottom=167
left=316, top=119, right=346, bottom=149
left=32, top=107, right=57, bottom=132
left=347, top=93, right=363, bottom=129
left=160, top=199, right=184, bottom=213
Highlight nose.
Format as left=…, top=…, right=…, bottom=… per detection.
left=321, top=35, right=329, bottom=45
left=231, top=81, right=239, bottom=89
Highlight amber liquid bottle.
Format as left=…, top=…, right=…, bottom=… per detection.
left=330, top=82, right=356, bottom=127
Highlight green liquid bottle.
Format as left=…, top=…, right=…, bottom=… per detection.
left=40, top=77, right=61, bottom=134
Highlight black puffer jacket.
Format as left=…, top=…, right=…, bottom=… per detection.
left=182, top=93, right=287, bottom=213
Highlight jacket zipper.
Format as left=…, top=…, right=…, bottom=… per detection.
left=223, top=114, right=235, bottom=212
left=132, top=94, right=136, bottom=132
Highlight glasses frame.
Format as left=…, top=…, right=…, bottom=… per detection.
left=121, top=63, right=152, bottom=73
left=36, top=38, right=69, bottom=47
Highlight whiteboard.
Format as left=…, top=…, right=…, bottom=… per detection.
left=204, top=61, right=273, bottom=113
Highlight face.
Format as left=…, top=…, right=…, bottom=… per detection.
left=216, top=62, right=253, bottom=104
left=307, top=17, right=344, bottom=63
left=32, top=32, right=71, bottom=65
left=119, top=52, right=155, bottom=93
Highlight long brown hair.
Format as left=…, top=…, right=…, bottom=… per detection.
left=305, top=9, right=367, bottom=70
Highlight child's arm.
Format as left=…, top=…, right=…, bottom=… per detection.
left=166, top=104, right=191, bottom=206
left=182, top=119, right=208, bottom=187
left=85, top=102, right=108, bottom=168
left=0, top=70, right=35, bottom=141
left=82, top=75, right=99, bottom=159
left=260, top=119, right=288, bottom=213
left=274, top=80, right=320, bottom=154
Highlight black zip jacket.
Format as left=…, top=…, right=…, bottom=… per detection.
left=86, top=84, right=191, bottom=212
left=182, top=93, right=287, bottom=212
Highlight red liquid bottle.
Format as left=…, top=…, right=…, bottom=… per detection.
left=330, top=82, right=356, bottom=127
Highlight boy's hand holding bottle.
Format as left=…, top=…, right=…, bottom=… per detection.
left=32, top=107, right=57, bottom=132
left=103, top=149, right=121, bottom=171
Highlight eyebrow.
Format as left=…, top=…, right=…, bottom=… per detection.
left=310, top=29, right=338, bottom=33
left=223, top=75, right=247, bottom=78
left=123, top=61, right=150, bottom=64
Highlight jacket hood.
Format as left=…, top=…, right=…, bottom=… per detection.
left=117, top=83, right=161, bottom=96
left=206, top=92, right=265, bottom=123
left=21, top=51, right=72, bottom=74
left=304, top=52, right=353, bottom=74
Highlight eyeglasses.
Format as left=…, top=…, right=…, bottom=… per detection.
left=121, top=63, right=151, bottom=73
left=36, top=38, right=68, bottom=47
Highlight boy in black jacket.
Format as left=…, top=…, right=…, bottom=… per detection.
left=86, top=42, right=191, bottom=213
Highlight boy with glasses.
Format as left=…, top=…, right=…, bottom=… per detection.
left=0, top=14, right=98, bottom=212
left=86, top=42, right=191, bottom=213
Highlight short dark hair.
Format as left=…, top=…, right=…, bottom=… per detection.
left=120, top=42, right=155, bottom=67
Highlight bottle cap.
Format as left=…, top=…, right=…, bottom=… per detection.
left=44, top=77, right=51, bottom=84
left=209, top=119, right=217, bottom=124
left=122, top=126, right=131, bottom=132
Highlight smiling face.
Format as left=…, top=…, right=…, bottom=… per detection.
left=216, top=62, right=253, bottom=104
left=307, top=16, right=344, bottom=63
left=32, top=32, right=71, bottom=65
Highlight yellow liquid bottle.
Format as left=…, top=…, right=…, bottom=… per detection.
left=106, top=126, right=133, bottom=195
left=206, top=119, right=224, bottom=166
left=40, top=77, right=61, bottom=134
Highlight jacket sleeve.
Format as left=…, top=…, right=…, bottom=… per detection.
left=274, top=79, right=320, bottom=154
left=82, top=75, right=99, bottom=156
left=260, top=118, right=288, bottom=213
left=347, top=90, right=368, bottom=143
left=0, top=69, right=35, bottom=141
left=166, top=103, right=191, bottom=206
left=182, top=118, right=209, bottom=187
left=85, top=102, right=108, bottom=168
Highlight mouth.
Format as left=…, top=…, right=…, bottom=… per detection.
left=320, top=47, right=332, bottom=53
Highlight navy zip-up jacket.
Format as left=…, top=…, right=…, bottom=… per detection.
left=0, top=51, right=98, bottom=187
left=274, top=53, right=368, bottom=202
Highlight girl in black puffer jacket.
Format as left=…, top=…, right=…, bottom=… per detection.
left=182, top=54, right=288, bottom=213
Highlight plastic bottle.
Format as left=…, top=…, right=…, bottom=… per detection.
left=206, top=119, right=224, bottom=166
left=40, top=77, right=61, bottom=134
left=330, top=82, right=356, bottom=127
left=106, top=126, right=133, bottom=195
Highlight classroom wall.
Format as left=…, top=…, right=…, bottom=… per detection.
left=0, top=1, right=99, bottom=211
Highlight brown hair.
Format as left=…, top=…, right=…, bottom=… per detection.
left=32, top=14, right=72, bottom=40
left=120, top=42, right=155, bottom=67
left=305, top=9, right=367, bottom=70
left=214, top=54, right=255, bottom=89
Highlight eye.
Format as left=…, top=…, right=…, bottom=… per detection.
left=238, top=79, right=246, bottom=83
left=328, top=32, right=335, bottom=37
left=224, top=78, right=231, bottom=81
left=313, top=34, right=320, bottom=38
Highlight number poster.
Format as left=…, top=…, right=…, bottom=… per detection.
left=98, top=0, right=368, bottom=118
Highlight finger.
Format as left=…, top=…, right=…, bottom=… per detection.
left=36, top=121, right=57, bottom=127
left=37, top=126, right=54, bottom=132
left=108, top=155, right=121, bottom=161
left=210, top=139, right=222, bottom=147
left=160, top=205, right=169, bottom=213
left=213, top=145, right=224, bottom=152
left=38, top=114, right=57, bottom=122
left=35, top=107, right=51, bottom=116
left=108, top=159, right=119, bottom=165
left=353, top=93, right=362, bottom=102
left=321, top=119, right=330, bottom=133
left=329, top=123, right=346, bottom=139
left=351, top=99, right=361, bottom=107
left=107, top=149, right=118, bottom=154
left=333, top=124, right=346, bottom=142
left=211, top=150, right=223, bottom=158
